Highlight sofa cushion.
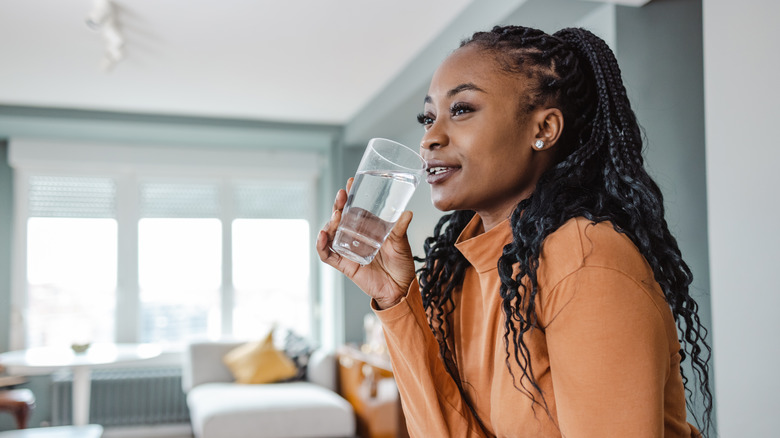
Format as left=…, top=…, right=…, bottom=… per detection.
left=280, top=329, right=317, bottom=381
left=187, top=382, right=355, bottom=438
left=305, top=349, right=337, bottom=392
left=222, top=331, right=298, bottom=384
left=183, top=341, right=243, bottom=391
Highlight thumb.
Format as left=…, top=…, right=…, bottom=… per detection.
left=389, top=210, right=413, bottom=239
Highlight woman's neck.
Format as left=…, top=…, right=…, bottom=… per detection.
left=476, top=204, right=516, bottom=232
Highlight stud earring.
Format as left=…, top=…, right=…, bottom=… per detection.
left=534, top=140, right=545, bottom=149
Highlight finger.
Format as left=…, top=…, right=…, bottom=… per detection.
left=389, top=211, right=413, bottom=239
left=331, top=177, right=353, bottom=212
left=316, top=229, right=337, bottom=263
left=316, top=213, right=344, bottom=264
left=323, top=208, right=342, bottom=237
left=315, top=229, right=329, bottom=259
left=332, top=189, right=348, bottom=213
left=316, top=227, right=361, bottom=278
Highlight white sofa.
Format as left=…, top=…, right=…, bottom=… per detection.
left=182, top=341, right=355, bottom=438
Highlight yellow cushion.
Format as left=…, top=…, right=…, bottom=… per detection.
left=222, top=330, right=298, bottom=384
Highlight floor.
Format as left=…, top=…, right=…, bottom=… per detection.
left=101, top=424, right=192, bottom=438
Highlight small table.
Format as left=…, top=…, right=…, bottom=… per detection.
left=337, top=344, right=408, bottom=438
left=0, top=344, right=161, bottom=426
left=0, top=425, right=103, bottom=437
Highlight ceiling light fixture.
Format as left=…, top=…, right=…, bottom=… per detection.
left=86, top=0, right=124, bottom=72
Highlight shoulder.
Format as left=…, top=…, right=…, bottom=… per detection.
left=537, top=217, right=657, bottom=293
left=535, top=218, right=679, bottom=353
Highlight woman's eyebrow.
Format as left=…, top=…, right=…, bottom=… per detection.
left=424, top=82, right=486, bottom=103
left=447, top=82, right=486, bottom=97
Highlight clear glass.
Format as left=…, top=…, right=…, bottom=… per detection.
left=138, top=218, right=222, bottom=345
left=332, top=138, right=426, bottom=265
left=26, top=218, right=117, bottom=347
left=232, top=219, right=311, bottom=338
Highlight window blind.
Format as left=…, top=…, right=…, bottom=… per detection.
left=233, top=180, right=310, bottom=219
left=140, top=182, right=220, bottom=218
left=28, top=176, right=116, bottom=218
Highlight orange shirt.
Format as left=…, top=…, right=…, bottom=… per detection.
left=373, top=215, right=699, bottom=437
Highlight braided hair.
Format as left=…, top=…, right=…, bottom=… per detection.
left=415, top=25, right=713, bottom=435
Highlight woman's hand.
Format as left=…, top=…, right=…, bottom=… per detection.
left=316, top=178, right=417, bottom=309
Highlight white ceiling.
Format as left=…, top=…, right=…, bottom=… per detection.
left=0, top=0, right=474, bottom=125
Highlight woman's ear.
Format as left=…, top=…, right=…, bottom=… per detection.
left=532, top=108, right=564, bottom=151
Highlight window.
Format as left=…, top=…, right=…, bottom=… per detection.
left=11, top=141, right=322, bottom=349
left=232, top=218, right=310, bottom=339
left=25, top=176, right=118, bottom=347
left=230, top=180, right=314, bottom=338
left=27, top=217, right=118, bottom=347
left=138, top=217, right=222, bottom=344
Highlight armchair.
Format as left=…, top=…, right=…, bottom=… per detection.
left=182, top=341, right=355, bottom=438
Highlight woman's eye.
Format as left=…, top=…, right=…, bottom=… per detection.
left=417, top=112, right=435, bottom=126
left=450, top=103, right=473, bottom=117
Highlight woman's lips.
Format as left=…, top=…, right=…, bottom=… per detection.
left=426, top=165, right=460, bottom=184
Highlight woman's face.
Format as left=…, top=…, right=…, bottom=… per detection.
left=419, top=45, right=556, bottom=229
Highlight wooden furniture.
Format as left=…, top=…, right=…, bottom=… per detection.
left=0, top=388, right=35, bottom=429
left=337, top=345, right=408, bottom=438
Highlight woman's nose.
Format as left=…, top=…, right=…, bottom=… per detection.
left=420, top=123, right=448, bottom=151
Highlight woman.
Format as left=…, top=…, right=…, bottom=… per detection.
left=317, top=25, right=712, bottom=437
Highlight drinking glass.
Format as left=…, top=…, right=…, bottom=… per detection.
left=332, top=138, right=426, bottom=265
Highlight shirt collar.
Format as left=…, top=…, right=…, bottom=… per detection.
left=454, top=214, right=513, bottom=274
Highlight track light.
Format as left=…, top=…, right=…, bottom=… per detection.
left=86, top=0, right=112, bottom=29
left=86, top=0, right=125, bottom=72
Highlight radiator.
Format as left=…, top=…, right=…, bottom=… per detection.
left=51, top=367, right=190, bottom=427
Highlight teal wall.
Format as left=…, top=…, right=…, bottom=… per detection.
left=0, top=106, right=340, bottom=153
left=0, top=140, right=16, bottom=430
left=0, top=140, right=11, bottom=354
left=0, top=141, right=48, bottom=431
left=616, top=0, right=712, bottom=427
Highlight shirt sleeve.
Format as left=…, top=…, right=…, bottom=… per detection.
left=542, top=266, right=671, bottom=437
left=372, top=279, right=487, bottom=438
